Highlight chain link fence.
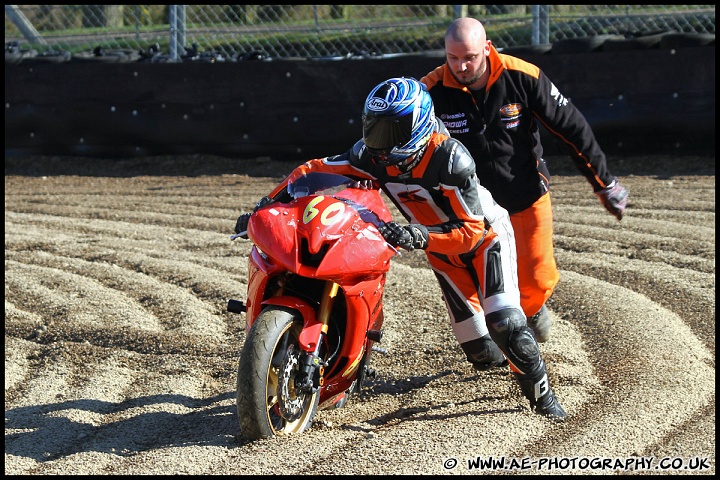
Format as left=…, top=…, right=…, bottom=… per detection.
left=5, top=5, right=716, bottom=62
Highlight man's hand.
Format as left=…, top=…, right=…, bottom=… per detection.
left=234, top=213, right=252, bottom=238
left=596, top=179, right=628, bottom=220
left=377, top=222, right=429, bottom=250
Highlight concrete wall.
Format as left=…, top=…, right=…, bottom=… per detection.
left=5, top=41, right=715, bottom=160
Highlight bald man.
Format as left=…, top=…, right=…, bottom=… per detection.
left=421, top=17, right=628, bottom=348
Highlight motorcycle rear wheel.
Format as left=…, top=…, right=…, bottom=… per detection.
left=237, top=307, right=320, bottom=440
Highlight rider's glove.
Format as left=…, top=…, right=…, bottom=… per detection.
left=595, top=178, right=628, bottom=221
left=253, top=195, right=274, bottom=212
left=350, top=179, right=376, bottom=190
left=378, top=222, right=429, bottom=251
left=234, top=196, right=274, bottom=239
left=234, top=213, right=252, bottom=238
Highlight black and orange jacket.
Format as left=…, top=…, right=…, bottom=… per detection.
left=420, top=45, right=615, bottom=214
left=268, top=123, right=511, bottom=256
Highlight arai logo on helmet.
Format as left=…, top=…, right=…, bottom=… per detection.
left=367, top=97, right=389, bottom=111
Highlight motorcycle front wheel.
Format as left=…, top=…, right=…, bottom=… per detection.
left=236, top=306, right=320, bottom=440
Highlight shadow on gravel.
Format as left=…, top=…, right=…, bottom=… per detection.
left=357, top=397, right=522, bottom=430
left=352, top=369, right=523, bottom=428
left=4, top=391, right=236, bottom=462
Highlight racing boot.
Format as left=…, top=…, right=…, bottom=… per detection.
left=534, top=388, right=566, bottom=419
left=461, top=335, right=508, bottom=371
left=514, top=359, right=567, bottom=420
left=527, top=304, right=551, bottom=343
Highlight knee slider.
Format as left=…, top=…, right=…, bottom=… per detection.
left=485, top=307, right=527, bottom=347
left=486, top=308, right=539, bottom=371
left=507, top=328, right=540, bottom=366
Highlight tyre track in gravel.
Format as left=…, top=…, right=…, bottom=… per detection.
left=4, top=155, right=715, bottom=475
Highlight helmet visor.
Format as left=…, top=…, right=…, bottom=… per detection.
left=362, top=114, right=414, bottom=154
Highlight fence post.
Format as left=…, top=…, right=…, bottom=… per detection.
left=178, top=5, right=187, bottom=53
left=169, top=5, right=178, bottom=60
left=452, top=5, right=468, bottom=19
left=4, top=5, right=48, bottom=46
left=540, top=5, right=550, bottom=44
left=531, top=5, right=551, bottom=45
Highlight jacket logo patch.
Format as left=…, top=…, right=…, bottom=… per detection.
left=439, top=113, right=470, bottom=134
left=500, top=103, right=522, bottom=117
left=550, top=83, right=569, bottom=107
left=500, top=103, right=522, bottom=129
left=397, top=189, right=428, bottom=205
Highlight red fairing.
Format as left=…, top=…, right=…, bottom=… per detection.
left=247, top=189, right=394, bottom=281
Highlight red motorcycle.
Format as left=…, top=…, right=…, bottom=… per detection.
left=228, top=172, right=396, bottom=440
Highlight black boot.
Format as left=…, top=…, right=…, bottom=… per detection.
left=527, top=304, right=551, bottom=343
left=514, top=359, right=566, bottom=420
left=534, top=388, right=566, bottom=419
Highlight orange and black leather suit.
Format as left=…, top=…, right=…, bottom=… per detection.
left=266, top=122, right=551, bottom=382
left=421, top=45, right=618, bottom=317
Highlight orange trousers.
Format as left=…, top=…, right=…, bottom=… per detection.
left=509, top=192, right=560, bottom=317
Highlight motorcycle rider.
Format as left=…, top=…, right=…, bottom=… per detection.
left=235, top=77, right=566, bottom=419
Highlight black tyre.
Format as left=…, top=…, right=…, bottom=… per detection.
left=551, top=34, right=625, bottom=54
left=236, top=307, right=320, bottom=440
left=659, top=32, right=715, bottom=49
left=499, top=44, right=552, bottom=57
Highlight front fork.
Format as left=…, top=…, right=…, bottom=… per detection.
left=295, top=281, right=339, bottom=393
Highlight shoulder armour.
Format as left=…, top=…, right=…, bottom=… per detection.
left=437, top=138, right=476, bottom=185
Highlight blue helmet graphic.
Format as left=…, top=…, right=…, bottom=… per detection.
left=362, top=77, right=436, bottom=166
